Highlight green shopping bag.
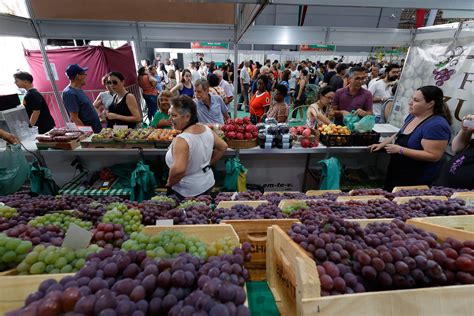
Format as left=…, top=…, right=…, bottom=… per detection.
left=28, top=158, right=60, bottom=195
left=0, top=144, right=28, bottom=195
left=130, top=161, right=157, bottom=202
left=318, top=157, right=342, bottom=190
left=354, top=115, right=376, bottom=133
left=343, top=111, right=361, bottom=132
left=224, top=157, right=247, bottom=192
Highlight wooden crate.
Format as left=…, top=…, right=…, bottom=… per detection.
left=143, top=224, right=239, bottom=245
left=305, top=190, right=341, bottom=196
left=267, top=224, right=474, bottom=316
left=407, top=215, right=474, bottom=242
left=36, top=139, right=81, bottom=150
left=221, top=219, right=299, bottom=281
left=216, top=200, right=268, bottom=209
left=335, top=195, right=388, bottom=203
left=392, top=185, right=429, bottom=193
left=0, top=273, right=72, bottom=315
left=451, top=192, right=474, bottom=207
left=393, top=195, right=448, bottom=204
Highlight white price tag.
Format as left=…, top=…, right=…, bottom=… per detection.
left=113, top=125, right=128, bottom=130
left=62, top=223, right=92, bottom=250
left=66, top=122, right=79, bottom=131
left=78, top=126, right=93, bottom=133
left=155, top=219, right=174, bottom=226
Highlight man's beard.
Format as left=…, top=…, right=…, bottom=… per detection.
left=387, top=75, right=397, bottom=82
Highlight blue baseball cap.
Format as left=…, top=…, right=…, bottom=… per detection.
left=65, top=64, right=88, bottom=79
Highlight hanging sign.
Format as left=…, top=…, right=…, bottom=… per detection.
left=191, top=42, right=229, bottom=49
left=390, top=35, right=474, bottom=136
left=299, top=44, right=336, bottom=52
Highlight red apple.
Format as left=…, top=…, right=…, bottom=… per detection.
left=302, top=128, right=312, bottom=137
left=245, top=125, right=253, bottom=133
left=243, top=116, right=251, bottom=124
left=236, top=132, right=244, bottom=140
left=226, top=125, right=236, bottom=132
left=237, top=126, right=245, bottom=134
left=301, top=139, right=310, bottom=148
left=227, top=131, right=236, bottom=139
left=244, top=132, right=253, bottom=140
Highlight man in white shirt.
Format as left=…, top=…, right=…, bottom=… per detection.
left=189, top=62, right=201, bottom=84
left=240, top=61, right=251, bottom=111
left=214, top=70, right=233, bottom=105
left=369, top=64, right=400, bottom=123
left=288, top=62, right=300, bottom=105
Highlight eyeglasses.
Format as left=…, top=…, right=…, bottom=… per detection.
left=106, top=80, right=119, bottom=85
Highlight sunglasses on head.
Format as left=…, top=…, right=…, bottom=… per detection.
left=106, top=80, right=119, bottom=85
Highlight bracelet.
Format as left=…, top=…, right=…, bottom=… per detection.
left=399, top=147, right=404, bottom=155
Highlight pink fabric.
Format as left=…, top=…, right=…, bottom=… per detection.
left=24, top=44, right=137, bottom=126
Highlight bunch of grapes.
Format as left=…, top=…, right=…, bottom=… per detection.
left=234, top=191, right=263, bottom=201
left=161, top=205, right=211, bottom=225
left=211, top=203, right=287, bottom=223
left=282, top=201, right=309, bottom=215
left=177, top=200, right=207, bottom=210
left=0, top=205, right=18, bottom=218
left=0, top=233, right=32, bottom=271
left=6, top=224, right=64, bottom=246
left=8, top=247, right=251, bottom=316
left=121, top=230, right=209, bottom=260
left=214, top=192, right=234, bottom=205
left=91, top=223, right=126, bottom=248
left=150, top=195, right=177, bottom=208
left=16, top=244, right=100, bottom=275
left=400, top=198, right=474, bottom=217
left=74, top=202, right=107, bottom=225
left=207, top=237, right=240, bottom=257
left=102, top=206, right=143, bottom=235
left=138, top=202, right=173, bottom=226
left=262, top=192, right=309, bottom=205
left=28, top=213, right=92, bottom=231
left=316, top=191, right=349, bottom=201
left=0, top=214, right=30, bottom=232
left=183, top=195, right=213, bottom=206
left=393, top=186, right=469, bottom=198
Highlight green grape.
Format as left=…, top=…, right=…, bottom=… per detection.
left=60, top=265, right=73, bottom=273
left=0, top=205, right=18, bottom=218
left=54, top=257, right=68, bottom=269
left=16, top=242, right=32, bottom=255
left=75, top=258, right=85, bottom=269
left=2, top=251, right=16, bottom=263
left=177, top=200, right=206, bottom=209
left=6, top=238, right=21, bottom=251
left=28, top=213, right=92, bottom=230
left=151, top=195, right=177, bottom=207
left=16, top=261, right=30, bottom=273
left=24, top=252, right=38, bottom=265
left=0, top=234, right=33, bottom=271
left=29, top=262, right=46, bottom=274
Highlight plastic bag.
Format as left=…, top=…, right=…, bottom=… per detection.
left=237, top=170, right=247, bottom=192
left=354, top=115, right=376, bottom=133
left=0, top=144, right=28, bottom=195
left=28, top=159, right=59, bottom=195
left=318, top=157, right=342, bottom=190
left=224, top=157, right=247, bottom=192
left=130, top=161, right=157, bottom=202
left=343, top=111, right=361, bottom=132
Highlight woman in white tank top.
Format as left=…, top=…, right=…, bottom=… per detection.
left=165, top=95, right=228, bottom=198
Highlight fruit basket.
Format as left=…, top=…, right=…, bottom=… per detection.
left=226, top=138, right=258, bottom=149
left=353, top=132, right=380, bottom=146
left=319, top=134, right=353, bottom=147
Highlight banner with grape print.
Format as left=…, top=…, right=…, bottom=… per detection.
left=389, top=36, right=474, bottom=136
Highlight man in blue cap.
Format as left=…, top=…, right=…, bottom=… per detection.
left=62, top=64, right=102, bottom=133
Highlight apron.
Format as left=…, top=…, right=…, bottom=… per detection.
left=384, top=115, right=434, bottom=191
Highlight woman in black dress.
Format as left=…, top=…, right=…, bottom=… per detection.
left=435, top=114, right=474, bottom=189
left=105, top=72, right=141, bottom=128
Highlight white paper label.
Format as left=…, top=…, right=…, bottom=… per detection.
left=155, top=219, right=174, bottom=226
left=66, top=122, right=79, bottom=131
left=62, top=223, right=92, bottom=250
left=78, top=126, right=93, bottom=133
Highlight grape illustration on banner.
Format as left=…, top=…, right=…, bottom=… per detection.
left=433, top=46, right=464, bottom=86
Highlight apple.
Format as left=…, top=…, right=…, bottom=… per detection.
left=244, top=132, right=253, bottom=140
left=252, top=131, right=258, bottom=138
left=226, top=119, right=235, bottom=125
left=237, top=126, right=245, bottom=134
left=226, top=125, right=236, bottom=132
left=227, top=131, right=236, bottom=139
left=236, top=132, right=244, bottom=140
left=243, top=116, right=251, bottom=124
left=235, top=118, right=244, bottom=125
left=290, top=127, right=297, bottom=135
left=296, top=126, right=305, bottom=135
left=302, top=128, right=312, bottom=137
left=245, top=125, right=253, bottom=133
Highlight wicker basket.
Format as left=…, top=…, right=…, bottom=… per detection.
left=226, top=138, right=258, bottom=149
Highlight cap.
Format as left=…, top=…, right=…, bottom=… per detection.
left=65, top=64, right=88, bottom=79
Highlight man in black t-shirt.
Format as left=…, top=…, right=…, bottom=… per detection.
left=14, top=71, right=55, bottom=134
left=322, top=60, right=337, bottom=87
left=329, top=63, right=348, bottom=92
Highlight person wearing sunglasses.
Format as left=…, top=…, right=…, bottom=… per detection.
left=332, top=66, right=373, bottom=125
left=62, top=64, right=102, bottom=133
left=93, top=73, right=115, bottom=123
left=105, top=72, right=141, bottom=129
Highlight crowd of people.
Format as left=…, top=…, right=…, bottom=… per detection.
left=4, top=56, right=474, bottom=195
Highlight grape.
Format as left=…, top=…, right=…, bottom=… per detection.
left=151, top=195, right=177, bottom=208
left=92, top=223, right=126, bottom=248
left=0, top=233, right=32, bottom=271
left=211, top=203, right=287, bottom=223
left=102, top=206, right=143, bottom=234
left=0, top=205, right=18, bottom=218
left=28, top=212, right=92, bottom=231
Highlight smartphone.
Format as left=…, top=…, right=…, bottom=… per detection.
left=463, top=119, right=474, bottom=128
